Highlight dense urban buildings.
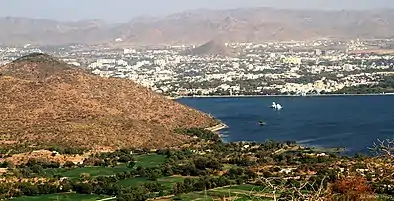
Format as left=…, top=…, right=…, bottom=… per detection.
left=1, top=39, right=394, bottom=97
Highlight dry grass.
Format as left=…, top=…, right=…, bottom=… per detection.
left=0, top=150, right=87, bottom=166
left=0, top=54, right=217, bottom=150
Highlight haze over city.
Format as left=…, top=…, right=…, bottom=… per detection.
left=2, top=0, right=394, bottom=22
left=1, top=1, right=394, bottom=200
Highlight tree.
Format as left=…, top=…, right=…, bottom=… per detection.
left=31, top=164, right=44, bottom=174
left=147, top=169, right=162, bottom=181
left=136, top=166, right=146, bottom=177
left=0, top=161, right=14, bottom=169
left=331, top=177, right=374, bottom=200
left=258, top=177, right=331, bottom=201
left=162, top=164, right=173, bottom=176
left=80, top=173, right=91, bottom=180
left=37, top=183, right=58, bottom=194
left=127, top=161, right=136, bottom=169
left=370, top=138, right=394, bottom=159
left=118, top=154, right=134, bottom=163
left=244, top=168, right=258, bottom=179
left=76, top=183, right=93, bottom=194
left=19, top=183, right=39, bottom=196
left=63, top=161, right=75, bottom=168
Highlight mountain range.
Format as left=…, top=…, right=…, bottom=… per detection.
left=0, top=53, right=217, bottom=150
left=2, top=8, right=394, bottom=46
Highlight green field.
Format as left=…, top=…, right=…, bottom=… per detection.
left=176, top=185, right=274, bottom=201
left=44, top=165, right=130, bottom=179
left=219, top=184, right=267, bottom=192
left=222, top=164, right=237, bottom=170
left=116, top=176, right=185, bottom=188
left=41, top=154, right=166, bottom=179
left=134, top=154, right=166, bottom=168
left=8, top=193, right=110, bottom=201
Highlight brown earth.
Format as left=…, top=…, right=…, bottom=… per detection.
left=183, top=39, right=237, bottom=57
left=0, top=150, right=86, bottom=166
left=0, top=53, right=217, bottom=150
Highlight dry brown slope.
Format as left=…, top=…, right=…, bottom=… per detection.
left=183, top=39, right=237, bottom=57
left=0, top=54, right=217, bottom=150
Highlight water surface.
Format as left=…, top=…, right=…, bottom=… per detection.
left=178, top=96, right=394, bottom=155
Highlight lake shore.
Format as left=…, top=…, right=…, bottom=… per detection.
left=206, top=123, right=228, bottom=133
left=179, top=95, right=394, bottom=156
left=170, top=93, right=394, bottom=99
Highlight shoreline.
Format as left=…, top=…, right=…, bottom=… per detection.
left=204, top=121, right=353, bottom=155
left=169, top=93, right=394, bottom=99
left=206, top=123, right=228, bottom=133
left=205, top=121, right=350, bottom=155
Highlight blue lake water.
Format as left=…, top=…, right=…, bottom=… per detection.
left=178, top=96, right=394, bottom=156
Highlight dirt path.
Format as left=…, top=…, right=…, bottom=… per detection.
left=96, top=197, right=116, bottom=201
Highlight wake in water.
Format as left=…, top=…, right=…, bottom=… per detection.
left=219, top=130, right=230, bottom=138
left=297, top=132, right=354, bottom=144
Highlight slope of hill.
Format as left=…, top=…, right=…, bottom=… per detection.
left=0, top=17, right=121, bottom=45
left=0, top=53, right=78, bottom=81
left=2, top=8, right=394, bottom=45
left=0, top=54, right=217, bottom=150
left=183, top=40, right=236, bottom=57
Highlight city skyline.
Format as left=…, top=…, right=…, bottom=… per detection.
left=1, top=0, right=394, bottom=22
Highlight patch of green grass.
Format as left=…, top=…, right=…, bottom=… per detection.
left=116, top=177, right=149, bottom=187
left=158, top=176, right=185, bottom=188
left=135, top=154, right=166, bottom=168
left=233, top=197, right=272, bottom=201
left=219, top=184, right=266, bottom=192
left=116, top=176, right=185, bottom=188
left=42, top=154, right=165, bottom=179
left=223, top=164, right=237, bottom=170
left=8, top=193, right=109, bottom=201
left=176, top=191, right=215, bottom=201
left=177, top=185, right=275, bottom=201
left=44, top=165, right=130, bottom=179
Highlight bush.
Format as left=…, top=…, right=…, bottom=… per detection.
left=332, top=177, right=374, bottom=200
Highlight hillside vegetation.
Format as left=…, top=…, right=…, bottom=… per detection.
left=334, top=76, right=394, bottom=94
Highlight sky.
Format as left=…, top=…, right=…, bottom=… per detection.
left=1, top=0, right=394, bottom=22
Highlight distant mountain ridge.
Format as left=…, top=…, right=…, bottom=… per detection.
left=2, top=8, right=394, bottom=45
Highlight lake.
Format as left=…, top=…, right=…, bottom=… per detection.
left=178, top=95, right=394, bottom=156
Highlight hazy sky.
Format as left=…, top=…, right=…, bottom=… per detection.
left=1, top=0, right=394, bottom=22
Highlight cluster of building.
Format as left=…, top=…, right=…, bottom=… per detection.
left=1, top=39, right=394, bottom=96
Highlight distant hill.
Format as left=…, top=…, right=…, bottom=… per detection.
left=0, top=53, right=78, bottom=80
left=2, top=8, right=394, bottom=45
left=0, top=54, right=217, bottom=150
left=183, top=40, right=236, bottom=57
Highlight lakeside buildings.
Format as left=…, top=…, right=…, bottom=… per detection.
left=1, top=39, right=394, bottom=96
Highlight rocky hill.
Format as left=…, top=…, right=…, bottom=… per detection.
left=0, top=54, right=217, bottom=150
left=2, top=8, right=394, bottom=45
left=183, top=40, right=236, bottom=57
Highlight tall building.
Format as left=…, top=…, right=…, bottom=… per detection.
left=314, top=49, right=326, bottom=56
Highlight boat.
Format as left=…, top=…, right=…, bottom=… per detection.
left=270, top=102, right=277, bottom=109
left=258, top=121, right=266, bottom=126
left=271, top=102, right=283, bottom=110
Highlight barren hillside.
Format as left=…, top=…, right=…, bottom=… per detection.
left=0, top=54, right=217, bottom=150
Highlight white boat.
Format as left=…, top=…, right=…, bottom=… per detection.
left=271, top=102, right=277, bottom=109
left=271, top=102, right=283, bottom=110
